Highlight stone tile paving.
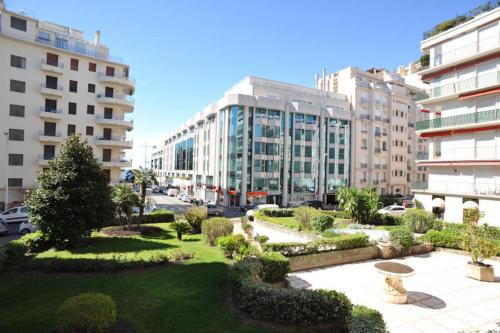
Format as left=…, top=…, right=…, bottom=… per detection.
left=288, top=251, right=500, bottom=333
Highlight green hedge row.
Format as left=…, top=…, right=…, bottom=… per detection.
left=230, top=257, right=352, bottom=327
left=131, top=210, right=175, bottom=224
left=262, top=233, right=369, bottom=257
left=322, top=210, right=352, bottom=219
left=259, top=208, right=295, bottom=218
left=421, top=229, right=500, bottom=256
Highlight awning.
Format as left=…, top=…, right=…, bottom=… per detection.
left=432, top=197, right=445, bottom=208
left=462, top=201, right=479, bottom=209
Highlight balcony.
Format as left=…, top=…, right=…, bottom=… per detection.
left=97, top=93, right=134, bottom=110
left=98, top=72, right=135, bottom=90
left=39, top=107, right=63, bottom=120
left=100, top=158, right=132, bottom=168
left=95, top=136, right=133, bottom=148
left=374, top=148, right=381, bottom=154
left=95, top=115, right=134, bottom=129
left=416, top=151, right=429, bottom=160
left=360, top=114, right=371, bottom=120
left=373, top=163, right=381, bottom=169
left=40, top=59, right=64, bottom=74
left=412, top=179, right=500, bottom=197
left=374, top=115, right=382, bottom=122
left=383, top=118, right=390, bottom=123
left=38, top=131, right=62, bottom=143
left=38, top=154, right=55, bottom=166
left=360, top=163, right=368, bottom=168
left=372, top=180, right=380, bottom=185
left=374, top=131, right=381, bottom=137
left=416, top=108, right=500, bottom=133
left=40, top=83, right=64, bottom=97
left=408, top=122, right=415, bottom=128
left=361, top=146, right=368, bottom=150
left=421, top=71, right=499, bottom=104
left=411, top=181, right=428, bottom=190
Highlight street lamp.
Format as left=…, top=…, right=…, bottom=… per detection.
left=3, top=132, right=8, bottom=210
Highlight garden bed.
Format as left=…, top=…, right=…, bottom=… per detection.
left=287, top=246, right=379, bottom=271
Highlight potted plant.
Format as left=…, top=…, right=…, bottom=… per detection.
left=462, top=208, right=496, bottom=282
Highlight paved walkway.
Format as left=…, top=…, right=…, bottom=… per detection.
left=289, top=251, right=500, bottom=333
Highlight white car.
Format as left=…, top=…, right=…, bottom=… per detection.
left=167, top=188, right=179, bottom=197
left=19, top=221, right=36, bottom=235
left=377, top=205, right=407, bottom=216
left=246, top=204, right=279, bottom=221
left=182, top=195, right=192, bottom=203
left=0, top=206, right=29, bottom=224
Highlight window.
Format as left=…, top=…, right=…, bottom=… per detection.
left=88, top=83, right=95, bottom=93
left=329, top=163, right=334, bottom=174
left=10, top=55, right=26, bottom=69
left=102, top=149, right=112, bottom=162
left=69, top=80, right=78, bottom=92
left=10, top=80, right=25, bottom=93
left=105, top=87, right=114, bottom=97
left=103, top=169, right=111, bottom=183
left=295, top=129, right=303, bottom=140
left=305, top=146, right=312, bottom=158
left=304, top=162, right=312, bottom=174
left=44, top=122, right=56, bottom=136
left=86, top=126, right=94, bottom=136
left=87, top=105, right=95, bottom=114
left=46, top=53, right=58, bottom=66
left=70, top=58, right=79, bottom=71
left=8, top=154, right=23, bottom=166
left=8, top=129, right=24, bottom=141
left=37, top=32, right=51, bottom=43
left=294, top=145, right=301, bottom=157
left=45, top=99, right=57, bottom=112
left=305, top=130, right=313, bottom=141
left=9, top=104, right=25, bottom=117
left=106, top=66, right=115, bottom=76
left=10, top=16, right=27, bottom=31
left=8, top=178, right=23, bottom=187
left=67, top=124, right=76, bottom=135
left=329, top=132, right=335, bottom=144
left=68, top=102, right=77, bottom=115
left=329, top=147, right=335, bottom=159
left=46, top=76, right=58, bottom=89
left=294, top=161, right=302, bottom=173
left=339, top=148, right=345, bottom=160
left=88, top=62, right=96, bottom=72
left=338, top=163, right=345, bottom=175
left=339, top=133, right=345, bottom=144
left=104, top=108, right=113, bottom=119
left=43, top=145, right=55, bottom=159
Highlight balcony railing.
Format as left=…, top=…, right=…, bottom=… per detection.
left=98, top=72, right=136, bottom=83
left=374, top=115, right=382, bottom=121
left=411, top=181, right=428, bottom=190
left=38, top=154, right=55, bottom=160
left=372, top=180, right=379, bottom=185
left=416, top=108, right=500, bottom=131
left=97, top=93, right=135, bottom=103
left=95, top=115, right=133, bottom=122
left=41, top=83, right=63, bottom=91
left=39, top=107, right=63, bottom=114
left=96, top=135, right=131, bottom=142
left=361, top=146, right=368, bottom=150
left=383, top=118, right=390, bottom=123
left=424, top=71, right=499, bottom=100
left=41, top=59, right=64, bottom=69
left=413, top=179, right=500, bottom=196
left=373, top=164, right=381, bottom=169
left=433, top=35, right=499, bottom=68
left=39, top=131, right=61, bottom=137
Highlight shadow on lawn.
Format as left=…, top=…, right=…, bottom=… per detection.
left=69, top=237, right=176, bottom=254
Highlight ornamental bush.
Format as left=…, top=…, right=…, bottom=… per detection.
left=262, top=233, right=369, bottom=257
left=184, top=206, right=207, bottom=233
left=132, top=209, right=175, bottom=224
left=420, top=229, right=462, bottom=249
left=373, top=213, right=403, bottom=226
left=202, top=217, right=233, bottom=246
left=311, top=214, right=335, bottom=232
left=403, top=209, right=435, bottom=233
left=260, top=208, right=294, bottom=218
left=294, top=206, right=315, bottom=230
left=259, top=251, right=290, bottom=283
left=230, top=257, right=353, bottom=327
left=389, top=227, right=415, bottom=249
left=217, top=234, right=248, bottom=258
left=56, top=292, right=116, bottom=333
left=348, top=305, right=387, bottom=333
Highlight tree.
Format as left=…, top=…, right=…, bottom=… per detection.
left=26, top=134, right=114, bottom=248
left=132, top=167, right=156, bottom=219
left=337, top=187, right=379, bottom=224
left=111, top=184, right=140, bottom=229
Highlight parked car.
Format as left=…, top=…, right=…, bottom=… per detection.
left=239, top=204, right=255, bottom=212
left=19, top=221, right=36, bottom=235
left=206, top=204, right=224, bottom=216
left=167, top=188, right=179, bottom=197
left=299, top=200, right=324, bottom=210
left=0, top=206, right=29, bottom=224
left=0, top=220, right=8, bottom=236
left=182, top=195, right=192, bottom=203
left=192, top=198, right=205, bottom=206
left=378, top=205, right=407, bottom=216
left=246, top=204, right=279, bottom=221
left=177, top=193, right=186, bottom=201
left=152, top=186, right=161, bottom=193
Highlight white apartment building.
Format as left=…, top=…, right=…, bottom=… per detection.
left=0, top=1, right=135, bottom=206
left=152, top=76, right=352, bottom=208
left=317, top=67, right=428, bottom=196
left=414, top=7, right=500, bottom=225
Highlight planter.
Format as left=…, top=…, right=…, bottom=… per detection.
left=466, top=262, right=495, bottom=282
left=377, top=242, right=434, bottom=259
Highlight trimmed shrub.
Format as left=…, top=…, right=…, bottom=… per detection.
left=404, top=209, right=435, bottom=233
left=389, top=227, right=415, bottom=249
left=202, top=217, right=233, bottom=246
left=255, top=235, right=269, bottom=244
left=259, top=251, right=290, bottom=283
left=431, top=220, right=444, bottom=231
left=373, top=213, right=403, bottom=226
left=56, top=292, right=116, bottom=333
left=217, top=234, right=248, bottom=258
left=230, top=257, right=352, bottom=326
left=260, top=208, right=294, bottom=218
left=421, top=229, right=462, bottom=250
left=129, top=210, right=175, bottom=224
left=322, top=210, right=352, bottom=219
left=262, top=233, right=369, bottom=257
left=184, top=206, right=207, bottom=233
left=311, top=214, right=335, bottom=232
left=294, top=206, right=315, bottom=230
left=348, top=305, right=387, bottom=333
left=12, top=230, right=52, bottom=253
left=484, top=224, right=500, bottom=240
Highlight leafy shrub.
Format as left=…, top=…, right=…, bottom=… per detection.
left=404, top=209, right=435, bottom=233
left=230, top=257, right=352, bottom=326
left=184, top=206, right=207, bottom=233
left=260, top=208, right=294, bottom=218
left=373, top=213, right=403, bottom=226
left=0, top=241, right=29, bottom=270
left=484, top=224, right=500, bottom=240
left=259, top=251, right=290, bottom=283
left=311, top=214, right=334, bottom=232
left=322, top=210, right=352, bottom=219
left=322, top=229, right=339, bottom=238
left=217, top=234, right=248, bottom=258
left=170, top=219, right=190, bottom=240
left=389, top=227, right=415, bottom=249
left=414, top=199, right=424, bottom=210
left=12, top=231, right=52, bottom=253
left=431, top=220, right=444, bottom=231
left=348, top=305, right=387, bottom=333
left=255, top=235, right=269, bottom=244
left=294, top=206, right=315, bottom=230
left=421, top=229, right=462, bottom=249
left=240, top=215, right=248, bottom=224
left=262, top=233, right=369, bottom=257
left=131, top=209, right=175, bottom=224
left=242, top=222, right=253, bottom=234
left=202, top=217, right=233, bottom=246
left=462, top=209, right=497, bottom=264
left=419, top=54, right=430, bottom=67
left=56, top=292, right=116, bottom=333
left=337, top=187, right=379, bottom=224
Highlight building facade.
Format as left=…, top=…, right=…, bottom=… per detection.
left=0, top=2, right=135, bottom=205
left=152, top=77, right=352, bottom=207
left=316, top=67, right=428, bottom=196
left=414, top=8, right=500, bottom=225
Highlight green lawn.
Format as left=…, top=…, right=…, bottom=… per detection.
left=0, top=224, right=306, bottom=333
left=255, top=211, right=352, bottom=231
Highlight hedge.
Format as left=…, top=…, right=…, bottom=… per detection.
left=258, top=251, right=290, bottom=283
left=130, top=209, right=175, bottom=224
left=230, top=257, right=352, bottom=327
left=348, top=305, right=387, bottom=333
left=311, top=214, right=335, bottom=232
left=373, top=213, right=403, bottom=226
left=262, top=233, right=369, bottom=257
left=260, top=208, right=294, bottom=218
left=322, top=210, right=352, bottom=219
left=389, top=227, right=415, bottom=249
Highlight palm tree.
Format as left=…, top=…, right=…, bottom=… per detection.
left=337, top=187, right=357, bottom=221
left=111, top=184, right=140, bottom=229
left=132, top=167, right=157, bottom=219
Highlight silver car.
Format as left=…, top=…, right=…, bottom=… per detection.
left=206, top=204, right=224, bottom=216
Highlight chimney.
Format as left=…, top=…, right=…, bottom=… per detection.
left=94, top=30, right=101, bottom=45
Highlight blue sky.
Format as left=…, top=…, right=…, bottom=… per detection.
left=8, top=0, right=486, bottom=166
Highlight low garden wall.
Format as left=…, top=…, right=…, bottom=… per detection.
left=252, top=218, right=321, bottom=243
left=288, top=246, right=379, bottom=271
left=377, top=242, right=434, bottom=259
